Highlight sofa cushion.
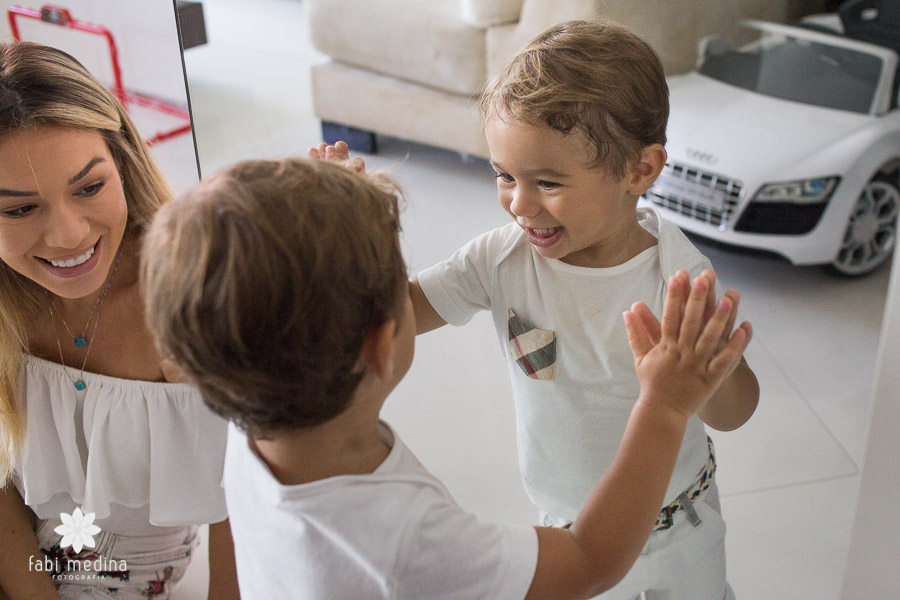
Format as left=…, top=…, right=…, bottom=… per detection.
left=461, top=0, right=523, bottom=27
left=309, top=0, right=487, bottom=96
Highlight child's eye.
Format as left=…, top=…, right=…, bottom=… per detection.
left=76, top=181, right=105, bottom=197
left=494, top=172, right=515, bottom=184
left=537, top=180, right=560, bottom=190
left=1, top=204, right=36, bottom=218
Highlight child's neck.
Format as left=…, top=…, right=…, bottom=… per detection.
left=561, top=218, right=658, bottom=268
left=252, top=396, right=390, bottom=486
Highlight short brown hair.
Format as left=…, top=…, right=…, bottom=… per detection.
left=141, top=159, right=407, bottom=436
left=482, top=20, right=669, bottom=177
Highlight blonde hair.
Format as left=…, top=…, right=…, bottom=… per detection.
left=481, top=20, right=669, bottom=178
left=0, top=42, right=174, bottom=482
left=142, top=158, right=406, bottom=437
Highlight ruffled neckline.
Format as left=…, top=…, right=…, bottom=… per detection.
left=14, top=355, right=228, bottom=527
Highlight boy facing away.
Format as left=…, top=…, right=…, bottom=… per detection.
left=403, top=20, right=760, bottom=600
left=140, top=157, right=751, bottom=600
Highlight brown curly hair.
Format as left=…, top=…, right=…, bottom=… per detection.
left=481, top=20, right=669, bottom=178
left=141, top=158, right=407, bottom=436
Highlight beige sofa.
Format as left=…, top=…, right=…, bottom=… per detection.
left=308, top=0, right=826, bottom=157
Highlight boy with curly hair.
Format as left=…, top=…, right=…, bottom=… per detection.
left=408, top=20, right=759, bottom=600
left=141, top=157, right=750, bottom=599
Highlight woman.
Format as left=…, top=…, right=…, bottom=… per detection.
left=0, top=42, right=238, bottom=599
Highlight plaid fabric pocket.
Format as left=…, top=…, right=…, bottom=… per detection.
left=508, top=309, right=556, bottom=381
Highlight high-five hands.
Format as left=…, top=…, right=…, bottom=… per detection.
left=623, top=270, right=752, bottom=419
left=307, top=140, right=366, bottom=173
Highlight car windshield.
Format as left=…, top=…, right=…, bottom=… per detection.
left=699, top=30, right=884, bottom=114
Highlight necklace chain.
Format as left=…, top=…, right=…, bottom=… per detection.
left=58, top=276, right=108, bottom=347
left=48, top=250, right=122, bottom=391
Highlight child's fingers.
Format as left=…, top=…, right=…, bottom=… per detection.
left=632, top=302, right=662, bottom=344
left=700, top=270, right=718, bottom=322
left=707, top=322, right=752, bottom=377
left=679, top=275, right=712, bottom=345
left=720, top=290, right=740, bottom=338
left=661, top=271, right=690, bottom=343
left=347, top=157, right=366, bottom=173
left=624, top=307, right=654, bottom=358
left=307, top=147, right=321, bottom=159
left=323, top=141, right=350, bottom=161
left=695, top=296, right=735, bottom=357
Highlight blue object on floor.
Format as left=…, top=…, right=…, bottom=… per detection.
left=321, top=121, right=377, bottom=154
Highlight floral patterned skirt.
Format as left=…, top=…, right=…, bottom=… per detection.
left=35, top=518, right=199, bottom=599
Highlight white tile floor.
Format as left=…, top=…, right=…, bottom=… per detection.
left=175, top=1, right=891, bottom=598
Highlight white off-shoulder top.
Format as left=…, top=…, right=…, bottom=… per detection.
left=12, top=355, right=228, bottom=533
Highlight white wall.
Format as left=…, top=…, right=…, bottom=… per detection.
left=840, top=244, right=900, bottom=596
left=1, top=0, right=186, bottom=101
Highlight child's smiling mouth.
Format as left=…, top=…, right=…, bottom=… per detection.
left=525, top=226, right=563, bottom=247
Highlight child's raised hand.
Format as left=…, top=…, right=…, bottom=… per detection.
left=307, top=140, right=366, bottom=173
left=628, top=270, right=742, bottom=354
left=623, top=270, right=751, bottom=419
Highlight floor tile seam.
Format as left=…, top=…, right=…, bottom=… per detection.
left=719, top=471, right=859, bottom=499
left=752, top=335, right=862, bottom=470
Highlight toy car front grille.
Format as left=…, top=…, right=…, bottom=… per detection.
left=643, top=163, right=742, bottom=227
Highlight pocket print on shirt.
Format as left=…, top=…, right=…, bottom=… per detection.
left=508, top=309, right=556, bottom=381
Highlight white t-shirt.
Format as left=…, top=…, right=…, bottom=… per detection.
left=224, top=422, right=539, bottom=600
left=418, top=208, right=715, bottom=521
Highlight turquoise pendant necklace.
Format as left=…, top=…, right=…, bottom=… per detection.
left=49, top=251, right=121, bottom=391
left=58, top=282, right=107, bottom=348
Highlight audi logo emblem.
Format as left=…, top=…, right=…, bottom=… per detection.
left=686, top=148, right=717, bottom=164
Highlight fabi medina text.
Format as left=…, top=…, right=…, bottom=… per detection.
left=30, top=555, right=127, bottom=581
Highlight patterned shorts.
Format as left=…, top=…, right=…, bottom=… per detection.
left=35, top=519, right=199, bottom=600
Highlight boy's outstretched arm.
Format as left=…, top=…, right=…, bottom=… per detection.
left=699, top=353, right=758, bottom=431
left=524, top=271, right=751, bottom=600
left=673, top=270, right=759, bottom=431
left=409, top=276, right=448, bottom=334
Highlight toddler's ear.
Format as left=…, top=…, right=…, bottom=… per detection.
left=628, top=143, right=666, bottom=195
left=358, top=318, right=397, bottom=380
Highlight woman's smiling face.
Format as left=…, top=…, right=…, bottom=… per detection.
left=0, top=125, right=128, bottom=299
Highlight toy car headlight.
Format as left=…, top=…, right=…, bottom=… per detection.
left=753, top=177, right=840, bottom=204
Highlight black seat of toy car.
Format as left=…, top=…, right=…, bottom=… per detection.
left=840, top=0, right=900, bottom=53
left=840, top=0, right=900, bottom=108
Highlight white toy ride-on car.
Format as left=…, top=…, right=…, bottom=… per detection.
left=641, top=8, right=900, bottom=276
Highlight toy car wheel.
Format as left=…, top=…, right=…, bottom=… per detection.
left=830, top=176, right=900, bottom=276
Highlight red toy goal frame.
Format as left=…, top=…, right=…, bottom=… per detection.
left=7, top=4, right=192, bottom=146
